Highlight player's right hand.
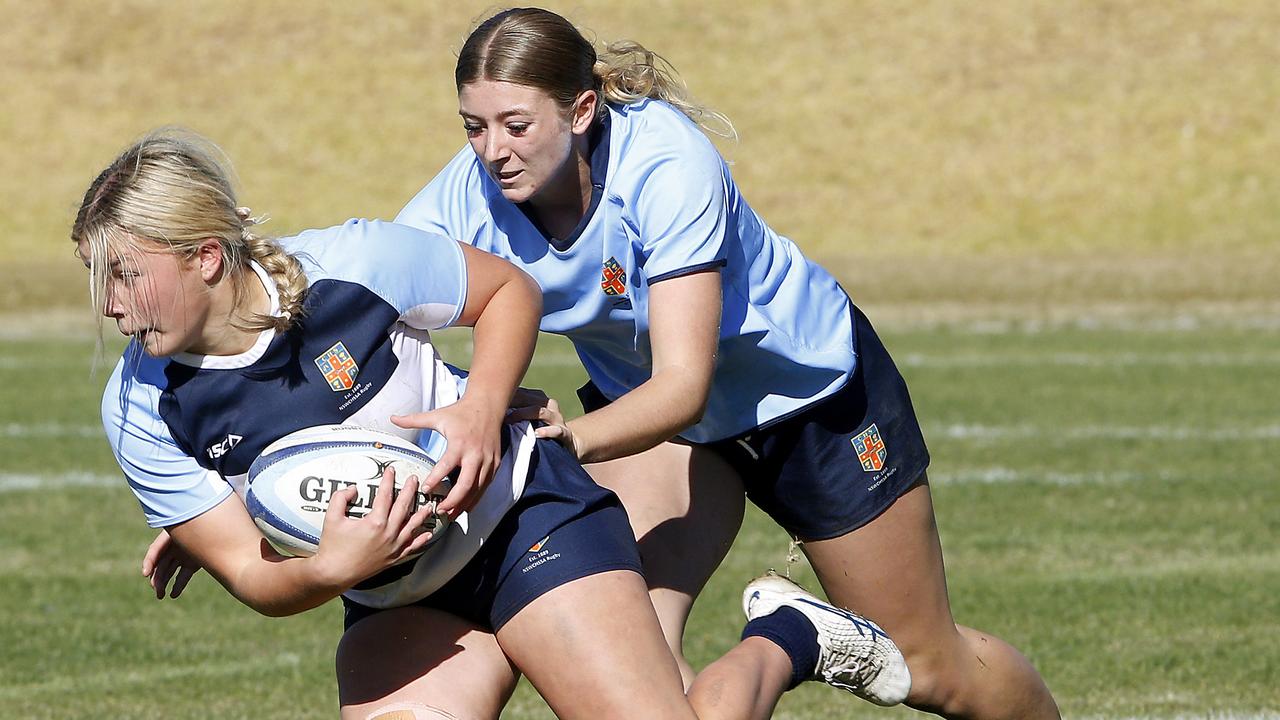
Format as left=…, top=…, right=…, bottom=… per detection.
left=507, top=388, right=581, bottom=458
left=142, top=529, right=202, bottom=600
left=309, top=467, right=436, bottom=587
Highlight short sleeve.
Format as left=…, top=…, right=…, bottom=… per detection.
left=285, top=220, right=469, bottom=331
left=102, top=353, right=231, bottom=528
left=630, top=136, right=731, bottom=284
left=395, top=146, right=486, bottom=243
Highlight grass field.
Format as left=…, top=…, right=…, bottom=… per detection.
left=2, top=0, right=1278, bottom=717
left=2, top=320, right=1276, bottom=719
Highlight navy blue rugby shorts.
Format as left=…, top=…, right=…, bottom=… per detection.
left=578, top=305, right=930, bottom=541
left=341, top=437, right=642, bottom=632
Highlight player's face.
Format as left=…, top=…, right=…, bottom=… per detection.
left=76, top=236, right=213, bottom=358
left=458, top=80, right=582, bottom=205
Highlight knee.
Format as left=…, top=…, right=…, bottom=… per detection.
left=899, top=629, right=1058, bottom=720
left=901, top=646, right=971, bottom=717
left=359, top=701, right=463, bottom=720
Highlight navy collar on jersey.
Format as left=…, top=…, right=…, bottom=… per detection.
left=516, top=108, right=611, bottom=252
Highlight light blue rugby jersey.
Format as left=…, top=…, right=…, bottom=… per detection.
left=100, top=219, right=536, bottom=608
left=398, top=99, right=857, bottom=442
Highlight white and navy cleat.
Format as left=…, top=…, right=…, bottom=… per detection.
left=743, top=572, right=911, bottom=706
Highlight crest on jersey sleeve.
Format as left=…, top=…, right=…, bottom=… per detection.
left=601, top=257, right=627, bottom=296
left=851, top=423, right=887, bottom=472
left=315, top=341, right=360, bottom=392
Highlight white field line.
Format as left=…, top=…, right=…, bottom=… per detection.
left=928, top=315, right=1280, bottom=333
left=1, top=421, right=101, bottom=438
left=7, top=468, right=1214, bottom=489
left=6, top=420, right=1278, bottom=444
left=6, top=350, right=1278, bottom=371
left=531, top=351, right=1280, bottom=369
left=928, top=423, right=1280, bottom=441
left=0, top=472, right=119, bottom=492
left=7, top=304, right=1280, bottom=340
left=12, top=420, right=1280, bottom=442
left=478, top=350, right=1280, bottom=369
left=930, top=467, right=1160, bottom=486
left=927, top=467, right=1278, bottom=486
left=1078, top=715, right=1280, bottom=720
left=0, top=652, right=304, bottom=699
left=0, top=465, right=1258, bottom=492
left=0, top=357, right=90, bottom=370
left=898, top=351, right=1280, bottom=368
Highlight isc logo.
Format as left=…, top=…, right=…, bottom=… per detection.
left=207, top=434, right=244, bottom=459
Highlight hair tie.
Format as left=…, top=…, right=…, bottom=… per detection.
left=235, top=206, right=259, bottom=226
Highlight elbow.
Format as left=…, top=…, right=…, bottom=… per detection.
left=684, top=395, right=709, bottom=428
left=253, top=602, right=292, bottom=618
left=234, top=592, right=287, bottom=618
left=228, top=581, right=306, bottom=618
left=514, top=266, right=543, bottom=317
left=675, top=382, right=711, bottom=430
left=248, top=598, right=309, bottom=618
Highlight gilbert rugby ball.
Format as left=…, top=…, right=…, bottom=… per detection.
left=245, top=425, right=450, bottom=558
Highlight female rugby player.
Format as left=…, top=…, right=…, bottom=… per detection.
left=396, top=7, right=1060, bottom=719
left=89, top=130, right=891, bottom=720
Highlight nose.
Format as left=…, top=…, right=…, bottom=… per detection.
left=102, top=281, right=126, bottom=319
left=483, top=130, right=510, bottom=165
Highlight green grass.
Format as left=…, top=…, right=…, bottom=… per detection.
left=2, top=324, right=1276, bottom=718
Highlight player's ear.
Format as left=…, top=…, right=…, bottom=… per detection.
left=570, top=90, right=598, bottom=136
left=195, top=238, right=225, bottom=283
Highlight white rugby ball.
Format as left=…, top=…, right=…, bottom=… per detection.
left=245, top=425, right=450, bottom=559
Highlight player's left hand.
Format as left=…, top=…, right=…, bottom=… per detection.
left=506, top=388, right=581, bottom=459
left=142, top=529, right=202, bottom=600
left=391, top=398, right=503, bottom=518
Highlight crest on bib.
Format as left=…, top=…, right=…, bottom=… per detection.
left=601, top=257, right=627, bottom=296
left=315, top=341, right=359, bottom=392
left=851, top=423, right=887, bottom=473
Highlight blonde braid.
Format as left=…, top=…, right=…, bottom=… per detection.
left=236, top=208, right=308, bottom=333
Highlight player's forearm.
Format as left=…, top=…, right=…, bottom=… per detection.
left=224, top=554, right=348, bottom=617
left=569, top=365, right=709, bottom=464
left=465, top=272, right=542, bottom=413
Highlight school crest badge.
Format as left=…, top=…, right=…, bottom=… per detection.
left=601, top=257, right=627, bottom=296
left=315, top=341, right=359, bottom=392
left=851, top=424, right=887, bottom=472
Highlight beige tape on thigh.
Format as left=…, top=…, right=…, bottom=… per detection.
left=365, top=701, right=461, bottom=720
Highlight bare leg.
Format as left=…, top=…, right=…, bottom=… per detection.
left=802, top=477, right=1060, bottom=719
left=337, top=606, right=518, bottom=719
left=585, top=441, right=745, bottom=686
left=496, top=570, right=699, bottom=720
left=686, top=637, right=792, bottom=720
left=496, top=569, right=793, bottom=720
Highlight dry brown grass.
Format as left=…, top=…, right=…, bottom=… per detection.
left=2, top=0, right=1276, bottom=319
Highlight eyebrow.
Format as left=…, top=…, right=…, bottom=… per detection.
left=460, top=108, right=534, bottom=121
left=84, top=257, right=124, bottom=271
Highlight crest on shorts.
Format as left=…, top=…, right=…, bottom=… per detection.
left=528, top=535, right=550, bottom=553
left=601, top=257, right=627, bottom=296
left=851, top=423, right=887, bottom=473
left=314, top=341, right=359, bottom=392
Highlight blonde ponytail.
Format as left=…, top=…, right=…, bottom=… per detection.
left=595, top=41, right=736, bottom=139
